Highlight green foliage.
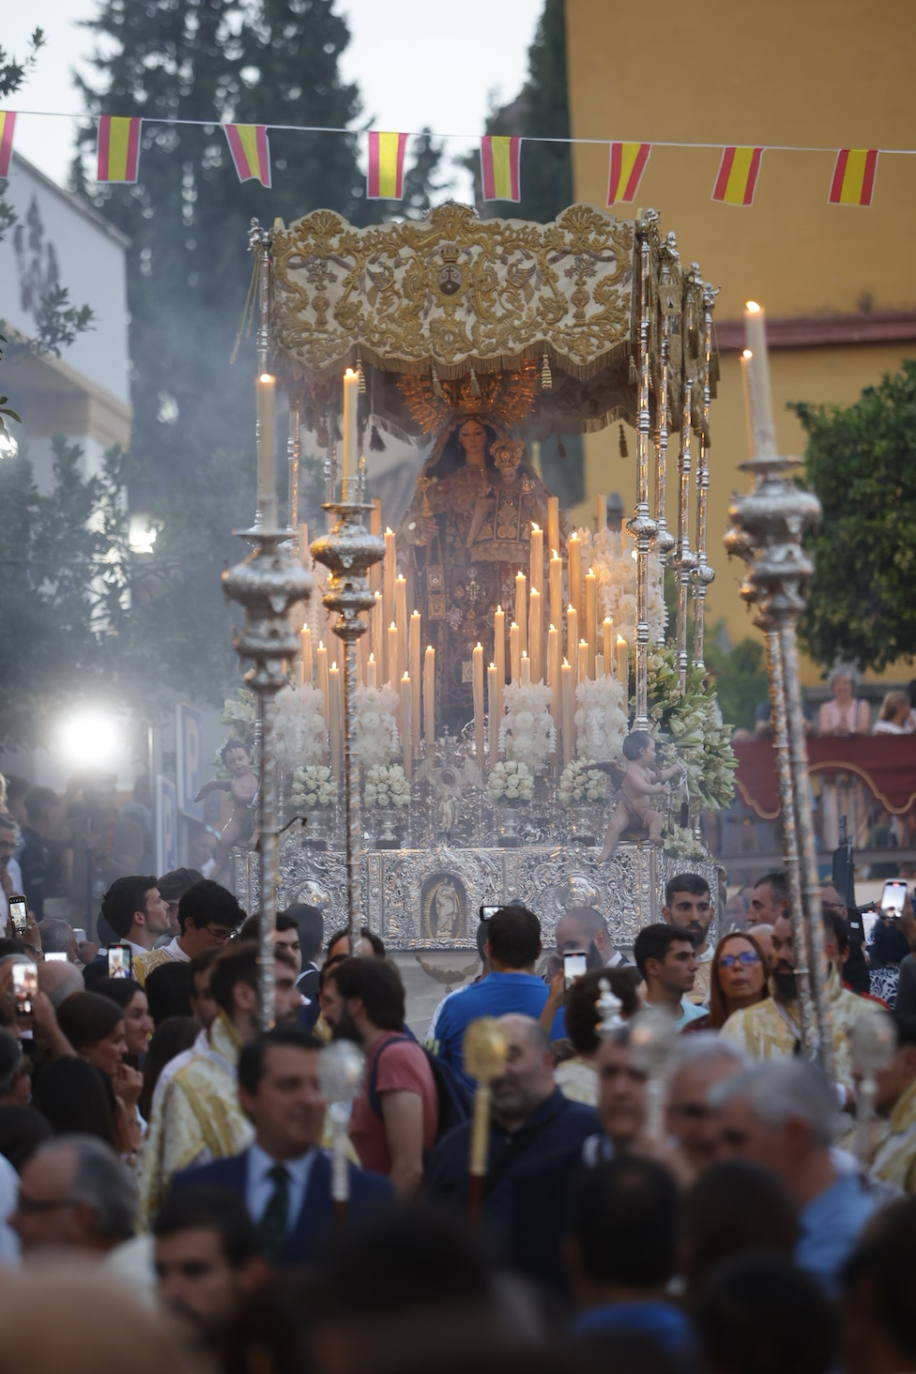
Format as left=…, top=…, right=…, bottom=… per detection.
left=705, top=625, right=769, bottom=731
left=0, top=440, right=132, bottom=746
left=69, top=0, right=444, bottom=709
left=792, top=360, right=916, bottom=672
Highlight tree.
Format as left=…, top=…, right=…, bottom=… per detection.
left=1, top=30, right=93, bottom=437
left=792, top=360, right=916, bottom=673
left=0, top=439, right=132, bottom=746
left=70, top=0, right=444, bottom=711
left=705, top=625, right=769, bottom=732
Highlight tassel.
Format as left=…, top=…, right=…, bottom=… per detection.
left=469, top=367, right=481, bottom=397
left=540, top=351, right=552, bottom=391
left=557, top=438, right=568, bottom=461
left=619, top=424, right=629, bottom=458
left=369, top=422, right=386, bottom=452
left=432, top=367, right=444, bottom=399
left=356, top=351, right=367, bottom=394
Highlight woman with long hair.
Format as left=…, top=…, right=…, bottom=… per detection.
left=54, top=991, right=143, bottom=1158
left=93, top=976, right=154, bottom=1065
left=688, top=931, right=770, bottom=1032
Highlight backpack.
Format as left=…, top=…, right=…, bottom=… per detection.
left=367, top=1034, right=471, bottom=1143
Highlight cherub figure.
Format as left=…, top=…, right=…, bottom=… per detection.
left=590, top=730, right=684, bottom=863
left=195, top=740, right=259, bottom=857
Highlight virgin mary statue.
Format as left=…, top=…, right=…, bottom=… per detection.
left=399, top=409, right=553, bottom=728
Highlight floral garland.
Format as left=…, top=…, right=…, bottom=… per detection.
left=574, top=676, right=627, bottom=762
left=364, top=763, right=411, bottom=809
left=588, top=528, right=666, bottom=647
left=487, top=759, right=534, bottom=805
left=274, top=683, right=327, bottom=771
left=498, top=681, right=555, bottom=773
left=291, top=764, right=336, bottom=808
left=353, top=684, right=400, bottom=768
left=558, top=759, right=610, bottom=805
left=647, top=647, right=737, bottom=811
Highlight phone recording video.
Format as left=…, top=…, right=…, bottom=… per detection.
left=8, top=895, right=28, bottom=938
left=563, top=950, right=588, bottom=989
left=44, top=951, right=68, bottom=964
left=12, top=962, right=38, bottom=1016
left=860, top=909, right=879, bottom=945
left=880, top=880, right=908, bottom=917
left=479, top=905, right=500, bottom=922
left=107, top=945, right=133, bottom=979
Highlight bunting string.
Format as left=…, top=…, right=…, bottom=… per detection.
left=2, top=107, right=914, bottom=208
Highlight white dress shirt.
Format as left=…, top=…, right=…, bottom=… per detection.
left=245, top=1143, right=317, bottom=1229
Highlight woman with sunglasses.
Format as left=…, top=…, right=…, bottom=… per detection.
left=687, top=931, right=770, bottom=1032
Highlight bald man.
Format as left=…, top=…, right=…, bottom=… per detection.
left=425, top=1014, right=598, bottom=1219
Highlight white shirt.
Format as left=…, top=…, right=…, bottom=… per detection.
left=245, top=1143, right=317, bottom=1229
left=160, top=936, right=190, bottom=963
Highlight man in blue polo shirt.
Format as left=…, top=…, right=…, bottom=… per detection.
left=428, top=905, right=548, bottom=1090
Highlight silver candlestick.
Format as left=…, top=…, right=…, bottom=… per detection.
left=311, top=502, right=385, bottom=945
left=223, top=529, right=313, bottom=1030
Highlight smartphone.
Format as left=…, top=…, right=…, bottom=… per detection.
left=479, top=905, right=500, bottom=922
left=563, top=950, right=588, bottom=989
left=8, top=895, right=28, bottom=938
left=880, top=880, right=908, bottom=917
left=73, top=929, right=87, bottom=944
left=107, top=944, right=132, bottom=979
left=44, top=951, right=68, bottom=964
left=861, top=909, right=879, bottom=945
left=12, top=963, right=38, bottom=1015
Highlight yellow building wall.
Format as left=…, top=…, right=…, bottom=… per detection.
left=564, top=0, right=916, bottom=683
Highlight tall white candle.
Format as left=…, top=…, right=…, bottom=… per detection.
left=549, top=550, right=563, bottom=631
left=744, top=301, right=777, bottom=456
left=509, top=622, right=521, bottom=681
left=409, top=611, right=421, bottom=757
left=473, top=643, right=485, bottom=762
left=256, top=372, right=276, bottom=526
left=340, top=367, right=358, bottom=497
left=529, top=524, right=544, bottom=597
left=488, top=662, right=500, bottom=761
left=547, top=496, right=560, bottom=558
left=561, top=659, right=574, bottom=764
left=515, top=571, right=527, bottom=657
left=528, top=587, right=542, bottom=682
left=423, top=646, right=436, bottom=748
left=568, top=532, right=582, bottom=618
left=401, top=672, right=413, bottom=779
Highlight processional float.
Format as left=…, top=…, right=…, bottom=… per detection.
left=223, top=201, right=739, bottom=1025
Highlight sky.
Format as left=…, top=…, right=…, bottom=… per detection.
left=6, top=0, right=545, bottom=193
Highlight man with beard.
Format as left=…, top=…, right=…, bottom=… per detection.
left=662, top=874, right=716, bottom=1004
left=426, top=1013, right=598, bottom=1220
left=721, top=909, right=875, bottom=1089
left=321, top=957, right=438, bottom=1200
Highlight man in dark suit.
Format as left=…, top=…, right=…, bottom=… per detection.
left=170, top=1025, right=392, bottom=1267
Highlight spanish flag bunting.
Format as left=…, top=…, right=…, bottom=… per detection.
left=712, top=146, right=764, bottom=205
left=96, top=115, right=141, bottom=183
left=0, top=112, right=16, bottom=179
left=829, top=148, right=878, bottom=205
left=480, top=135, right=522, bottom=201
left=224, top=124, right=272, bottom=187
left=607, top=142, right=651, bottom=205
left=367, top=131, right=408, bottom=199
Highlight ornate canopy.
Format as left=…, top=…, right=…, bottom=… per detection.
left=267, top=202, right=717, bottom=441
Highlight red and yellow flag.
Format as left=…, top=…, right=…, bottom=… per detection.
left=607, top=142, right=651, bottom=205
left=367, top=131, right=408, bottom=200
left=712, top=146, right=764, bottom=206
left=0, top=112, right=16, bottom=179
left=224, top=124, right=272, bottom=187
left=480, top=135, right=521, bottom=201
left=96, top=116, right=141, bottom=183
left=829, top=148, right=878, bottom=205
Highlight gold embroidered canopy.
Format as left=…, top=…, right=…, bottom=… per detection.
left=267, top=202, right=716, bottom=439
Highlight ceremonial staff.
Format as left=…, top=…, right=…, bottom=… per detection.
left=463, top=1018, right=508, bottom=1223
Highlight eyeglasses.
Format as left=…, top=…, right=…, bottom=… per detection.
left=719, top=951, right=761, bottom=969
left=203, top=925, right=235, bottom=943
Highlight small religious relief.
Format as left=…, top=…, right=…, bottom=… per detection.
left=421, top=873, right=468, bottom=942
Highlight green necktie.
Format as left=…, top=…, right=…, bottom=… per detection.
left=258, top=1162, right=290, bottom=1263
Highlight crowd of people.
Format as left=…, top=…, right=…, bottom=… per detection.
left=0, top=821, right=911, bottom=1374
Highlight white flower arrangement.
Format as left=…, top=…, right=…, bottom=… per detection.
left=588, top=528, right=666, bottom=647
left=291, top=764, right=336, bottom=809
left=648, top=647, right=738, bottom=811
left=274, top=683, right=327, bottom=771
left=499, top=681, right=555, bottom=773
left=574, top=676, right=628, bottom=762
left=662, top=824, right=707, bottom=860
left=353, top=684, right=400, bottom=768
left=558, top=759, right=610, bottom=805
left=487, top=759, right=534, bottom=805
left=364, top=763, right=411, bottom=809
left=221, top=687, right=256, bottom=733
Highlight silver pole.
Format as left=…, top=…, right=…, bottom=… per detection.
left=631, top=215, right=658, bottom=729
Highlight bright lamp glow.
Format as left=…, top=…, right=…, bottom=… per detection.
left=128, top=515, right=158, bottom=554
left=55, top=710, right=124, bottom=771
